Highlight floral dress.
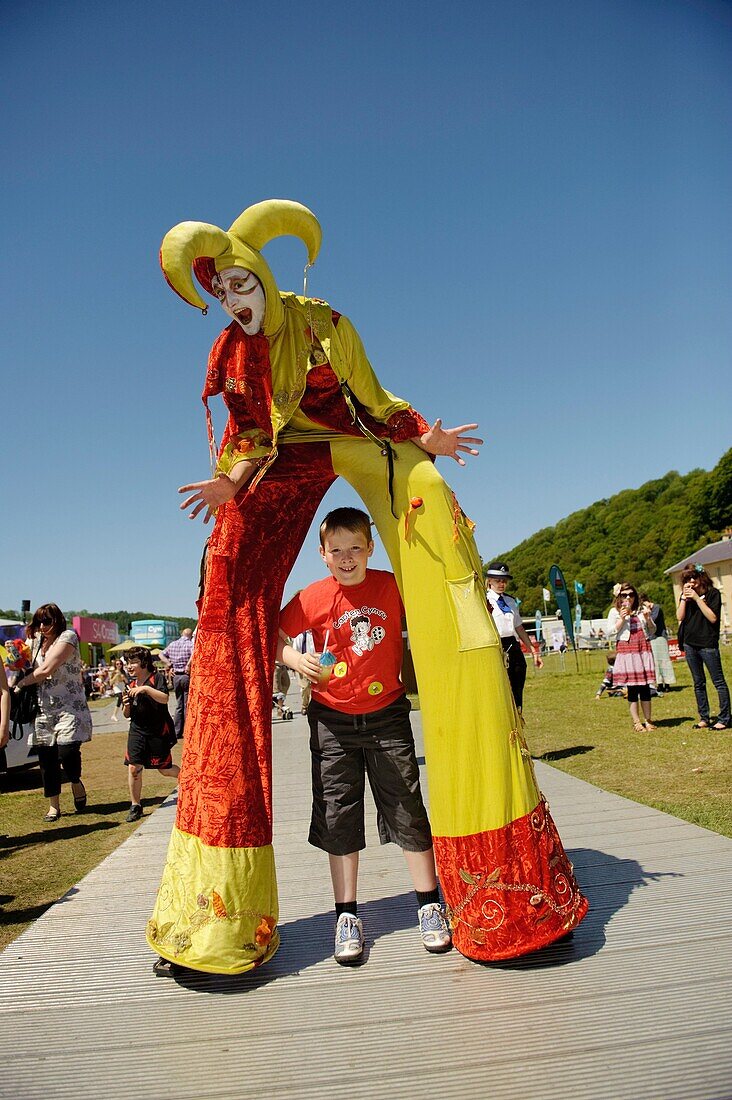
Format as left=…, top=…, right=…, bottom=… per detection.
left=610, top=613, right=656, bottom=688
left=31, top=630, right=93, bottom=747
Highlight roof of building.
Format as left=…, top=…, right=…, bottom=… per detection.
left=665, top=538, right=732, bottom=574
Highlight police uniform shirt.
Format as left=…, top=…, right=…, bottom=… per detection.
left=486, top=589, right=523, bottom=639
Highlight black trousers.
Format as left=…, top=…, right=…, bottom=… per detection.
left=501, top=638, right=527, bottom=710
left=36, top=742, right=83, bottom=798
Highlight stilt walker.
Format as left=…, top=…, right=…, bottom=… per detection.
left=147, top=200, right=587, bottom=973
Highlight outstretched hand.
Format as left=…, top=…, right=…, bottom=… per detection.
left=418, top=419, right=483, bottom=465
left=179, top=475, right=238, bottom=524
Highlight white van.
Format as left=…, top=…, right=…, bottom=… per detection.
left=1, top=720, right=38, bottom=772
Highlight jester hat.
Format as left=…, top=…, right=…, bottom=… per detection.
left=159, top=199, right=322, bottom=337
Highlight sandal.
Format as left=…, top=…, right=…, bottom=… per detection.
left=711, top=721, right=731, bottom=731
left=692, top=721, right=710, bottom=729
left=43, top=809, right=61, bottom=823
left=72, top=782, right=87, bottom=812
left=643, top=722, right=657, bottom=731
left=153, top=957, right=186, bottom=979
left=632, top=722, right=645, bottom=733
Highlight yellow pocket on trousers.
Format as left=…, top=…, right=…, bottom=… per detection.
left=445, top=573, right=499, bottom=651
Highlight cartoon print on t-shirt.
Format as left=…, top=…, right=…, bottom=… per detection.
left=350, top=615, right=386, bottom=656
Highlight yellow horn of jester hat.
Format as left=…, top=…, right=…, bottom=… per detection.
left=159, top=200, right=322, bottom=337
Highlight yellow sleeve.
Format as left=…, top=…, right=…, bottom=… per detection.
left=332, top=315, right=412, bottom=424
left=215, top=429, right=273, bottom=477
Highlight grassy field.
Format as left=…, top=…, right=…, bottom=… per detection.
left=524, top=647, right=732, bottom=837
left=1, top=651, right=730, bottom=951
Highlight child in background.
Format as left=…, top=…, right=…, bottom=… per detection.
left=278, top=507, right=451, bottom=966
left=595, top=655, right=625, bottom=697
left=122, top=647, right=179, bottom=822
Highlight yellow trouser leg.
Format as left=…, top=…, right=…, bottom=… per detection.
left=330, top=438, right=538, bottom=838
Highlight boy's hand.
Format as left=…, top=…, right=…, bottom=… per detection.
left=297, top=653, right=322, bottom=684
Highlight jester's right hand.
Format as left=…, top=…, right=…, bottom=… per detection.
left=178, top=474, right=239, bottom=524
left=179, top=459, right=257, bottom=522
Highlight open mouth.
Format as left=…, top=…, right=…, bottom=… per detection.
left=235, top=308, right=253, bottom=326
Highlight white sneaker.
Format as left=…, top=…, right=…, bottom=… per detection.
left=334, top=913, right=364, bottom=965
left=418, top=902, right=452, bottom=953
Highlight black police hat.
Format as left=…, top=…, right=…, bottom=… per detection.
left=486, top=561, right=513, bottom=580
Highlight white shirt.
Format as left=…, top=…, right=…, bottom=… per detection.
left=486, top=589, right=523, bottom=639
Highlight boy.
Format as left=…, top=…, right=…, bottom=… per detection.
left=278, top=507, right=451, bottom=966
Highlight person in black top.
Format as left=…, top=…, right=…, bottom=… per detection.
left=677, top=566, right=730, bottom=730
left=122, top=647, right=180, bottom=821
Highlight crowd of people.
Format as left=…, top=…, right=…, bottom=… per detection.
left=2, top=564, right=728, bottom=839
left=1, top=609, right=192, bottom=823
left=479, top=563, right=730, bottom=733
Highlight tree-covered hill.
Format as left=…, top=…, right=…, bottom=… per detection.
left=485, top=448, right=732, bottom=620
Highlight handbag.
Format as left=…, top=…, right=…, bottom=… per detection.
left=10, top=640, right=41, bottom=733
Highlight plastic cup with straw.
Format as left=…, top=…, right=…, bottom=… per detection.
left=318, top=630, right=337, bottom=686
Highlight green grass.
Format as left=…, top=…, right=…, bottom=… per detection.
left=1, top=651, right=730, bottom=951
left=523, top=647, right=732, bottom=838
left=0, top=731, right=181, bottom=951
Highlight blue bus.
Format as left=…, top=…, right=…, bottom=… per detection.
left=130, top=619, right=180, bottom=649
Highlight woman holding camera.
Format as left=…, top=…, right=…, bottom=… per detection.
left=14, top=603, right=92, bottom=822
left=607, top=583, right=657, bottom=732
left=122, top=647, right=179, bottom=823
left=677, top=565, right=730, bottom=730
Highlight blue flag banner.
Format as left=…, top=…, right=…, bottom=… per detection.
left=574, top=580, right=585, bottom=596
left=549, top=564, right=576, bottom=649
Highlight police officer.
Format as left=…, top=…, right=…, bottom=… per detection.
left=485, top=561, right=543, bottom=710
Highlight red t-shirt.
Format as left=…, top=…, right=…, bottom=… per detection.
left=279, top=570, right=405, bottom=714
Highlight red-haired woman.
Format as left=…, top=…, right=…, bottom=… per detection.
left=677, top=566, right=730, bottom=730
left=607, top=584, right=657, bottom=732
left=14, top=604, right=92, bottom=821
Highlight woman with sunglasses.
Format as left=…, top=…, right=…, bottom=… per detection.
left=607, top=584, right=657, bottom=732
left=14, top=604, right=92, bottom=821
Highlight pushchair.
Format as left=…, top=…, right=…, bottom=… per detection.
left=273, top=662, right=294, bottom=720
left=272, top=692, right=294, bottom=721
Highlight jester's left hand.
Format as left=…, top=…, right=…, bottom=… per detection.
left=415, top=419, right=483, bottom=465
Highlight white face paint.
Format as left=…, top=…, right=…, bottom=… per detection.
left=211, top=267, right=266, bottom=335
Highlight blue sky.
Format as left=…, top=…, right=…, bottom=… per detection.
left=2, top=0, right=731, bottom=618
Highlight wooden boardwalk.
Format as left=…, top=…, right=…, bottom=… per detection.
left=1, top=710, right=731, bottom=1100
